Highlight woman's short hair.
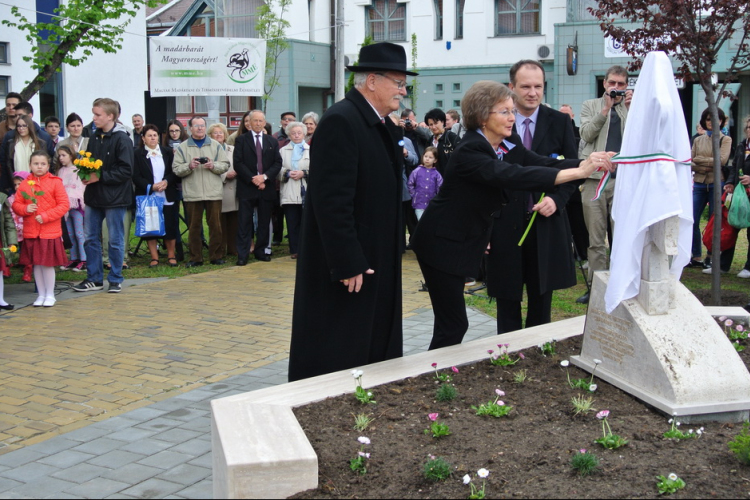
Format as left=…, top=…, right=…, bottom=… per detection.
left=140, top=124, right=160, bottom=144
left=65, top=112, right=83, bottom=127
left=462, top=81, right=514, bottom=131
left=700, top=107, right=727, bottom=130
left=302, top=111, right=319, bottom=124
left=285, top=121, right=305, bottom=137
left=207, top=122, right=229, bottom=140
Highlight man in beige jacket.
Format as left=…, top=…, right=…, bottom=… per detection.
left=577, top=65, right=632, bottom=303
left=173, top=116, right=229, bottom=267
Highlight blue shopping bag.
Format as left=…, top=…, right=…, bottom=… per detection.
left=135, top=185, right=166, bottom=237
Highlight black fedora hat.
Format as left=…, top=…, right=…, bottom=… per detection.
left=346, top=42, right=419, bottom=76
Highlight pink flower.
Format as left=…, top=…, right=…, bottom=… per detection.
left=428, top=413, right=439, bottom=421
left=719, top=316, right=727, bottom=322
left=518, top=353, right=525, bottom=360
left=495, top=389, right=505, bottom=396
left=596, top=410, right=610, bottom=420
left=358, top=451, right=370, bottom=458
left=487, top=349, right=494, bottom=354
left=451, top=366, right=459, bottom=373
left=497, top=400, right=505, bottom=406
left=725, top=319, right=734, bottom=327
left=579, top=449, right=587, bottom=453
left=737, top=325, right=745, bottom=332
left=431, top=362, right=437, bottom=368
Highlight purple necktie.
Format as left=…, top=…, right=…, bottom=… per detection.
left=255, top=134, right=263, bottom=174
left=522, top=118, right=534, bottom=214
left=522, top=118, right=533, bottom=150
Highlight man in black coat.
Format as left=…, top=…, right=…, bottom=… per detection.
left=288, top=43, right=416, bottom=381
left=486, top=60, right=580, bottom=333
left=233, top=110, right=282, bottom=264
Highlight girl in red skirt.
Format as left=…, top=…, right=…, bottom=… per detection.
left=12, top=151, right=70, bottom=307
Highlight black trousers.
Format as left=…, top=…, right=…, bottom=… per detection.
left=283, top=204, right=303, bottom=255
left=237, top=197, right=273, bottom=260
left=417, top=257, right=469, bottom=350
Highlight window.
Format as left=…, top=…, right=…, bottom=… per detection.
left=434, top=0, right=443, bottom=40
left=435, top=83, right=444, bottom=93
left=195, top=97, right=228, bottom=113
left=176, top=96, right=192, bottom=114
left=495, top=0, right=540, bottom=36
left=435, top=100, right=444, bottom=108
left=453, top=83, right=461, bottom=92
left=230, top=96, right=249, bottom=112
left=0, top=76, right=8, bottom=98
left=455, top=0, right=465, bottom=39
left=453, top=99, right=461, bottom=107
left=0, top=43, right=7, bottom=64
left=366, top=0, right=406, bottom=42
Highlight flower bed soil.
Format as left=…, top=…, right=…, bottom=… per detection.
left=292, top=335, right=750, bottom=499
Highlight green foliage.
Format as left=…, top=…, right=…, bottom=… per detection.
left=540, top=341, right=556, bottom=356
left=352, top=413, right=374, bottom=432
left=656, top=474, right=686, bottom=495
left=728, top=423, right=750, bottom=465
left=349, top=455, right=367, bottom=475
left=424, top=421, right=451, bottom=438
left=410, top=33, right=418, bottom=112
left=435, top=383, right=457, bottom=402
left=1, top=0, right=165, bottom=100
left=345, top=35, right=375, bottom=94
left=570, top=450, right=600, bottom=476
left=663, top=419, right=700, bottom=440
left=473, top=401, right=512, bottom=418
left=513, top=369, right=528, bottom=384
left=255, top=0, right=292, bottom=111
left=423, top=456, right=452, bottom=481
left=571, top=395, right=595, bottom=415
left=354, top=385, right=375, bottom=405
left=594, top=433, right=629, bottom=450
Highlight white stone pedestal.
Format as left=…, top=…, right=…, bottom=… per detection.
left=571, top=272, right=750, bottom=423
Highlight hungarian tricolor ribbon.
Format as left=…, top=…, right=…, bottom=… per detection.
left=590, top=152, right=691, bottom=201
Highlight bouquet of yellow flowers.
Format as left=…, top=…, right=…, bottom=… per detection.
left=73, top=151, right=103, bottom=181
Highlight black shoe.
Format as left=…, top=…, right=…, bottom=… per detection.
left=210, top=259, right=226, bottom=265
left=236, top=258, right=248, bottom=266
left=255, top=254, right=271, bottom=262
left=73, top=280, right=104, bottom=292
left=685, top=259, right=705, bottom=269
left=185, top=261, right=204, bottom=268
left=0, top=304, right=14, bottom=310
left=576, top=292, right=590, bottom=304
left=108, top=283, right=122, bottom=294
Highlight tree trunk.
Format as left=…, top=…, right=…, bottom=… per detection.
left=703, top=86, right=723, bottom=306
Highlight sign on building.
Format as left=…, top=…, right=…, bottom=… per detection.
left=149, top=37, right=266, bottom=96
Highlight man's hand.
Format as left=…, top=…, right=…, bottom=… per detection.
left=82, top=173, right=99, bottom=185
left=189, top=158, right=200, bottom=170
left=225, top=169, right=237, bottom=180
left=340, top=269, right=375, bottom=293
left=252, top=174, right=265, bottom=186
left=205, top=158, right=215, bottom=170
left=624, top=90, right=633, bottom=109
left=533, top=197, right=557, bottom=217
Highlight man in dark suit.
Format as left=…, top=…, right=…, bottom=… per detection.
left=233, top=110, right=282, bottom=264
left=288, top=42, right=416, bottom=381
left=486, top=60, right=580, bottom=333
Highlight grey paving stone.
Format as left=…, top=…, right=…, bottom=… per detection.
left=174, top=478, right=212, bottom=499
left=146, top=398, right=193, bottom=412
left=63, top=477, right=131, bottom=499
left=119, top=439, right=174, bottom=456
left=26, top=438, right=79, bottom=456
left=106, top=427, right=157, bottom=443
left=186, top=453, right=211, bottom=469
left=0, top=448, right=47, bottom=468
left=63, top=426, right=113, bottom=443
left=0, top=462, right=60, bottom=483
left=166, top=438, right=211, bottom=458
left=162, top=408, right=208, bottom=423
left=102, top=463, right=161, bottom=485
left=137, top=450, right=190, bottom=470
left=71, top=438, right=125, bottom=455
left=0, top=493, right=34, bottom=500
left=0, top=477, right=23, bottom=494
left=51, top=463, right=111, bottom=484
left=175, top=416, right=211, bottom=433
left=87, top=450, right=144, bottom=469
left=171, top=389, right=215, bottom=403
left=134, top=417, right=184, bottom=432
left=102, top=494, right=138, bottom=499
left=119, top=478, right=184, bottom=498
left=38, top=449, right=95, bottom=469
left=151, top=428, right=203, bottom=444
left=241, top=367, right=281, bottom=379
left=8, top=476, right=76, bottom=499
left=155, top=463, right=210, bottom=487
left=112, top=407, right=168, bottom=423
left=50, top=494, right=83, bottom=499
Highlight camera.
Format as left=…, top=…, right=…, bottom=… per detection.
left=608, top=89, right=627, bottom=99
left=197, top=157, right=209, bottom=164
left=404, top=119, right=413, bottom=128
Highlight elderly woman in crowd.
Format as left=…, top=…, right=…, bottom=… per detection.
left=279, top=121, right=310, bottom=259
left=411, top=80, right=613, bottom=350
left=133, top=124, right=179, bottom=267
left=302, top=112, right=319, bottom=144
left=208, top=122, right=239, bottom=259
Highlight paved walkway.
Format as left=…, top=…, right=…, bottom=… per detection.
left=0, top=252, right=498, bottom=498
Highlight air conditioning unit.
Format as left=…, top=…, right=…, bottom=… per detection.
left=537, top=44, right=554, bottom=61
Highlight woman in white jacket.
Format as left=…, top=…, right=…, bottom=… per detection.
left=278, top=122, right=310, bottom=259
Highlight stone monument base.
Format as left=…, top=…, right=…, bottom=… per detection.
left=571, top=272, right=750, bottom=423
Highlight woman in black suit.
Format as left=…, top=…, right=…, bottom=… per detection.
left=411, top=80, right=614, bottom=350
left=133, top=124, right=179, bottom=267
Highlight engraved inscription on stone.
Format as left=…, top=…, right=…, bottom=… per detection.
left=588, top=310, right=636, bottom=363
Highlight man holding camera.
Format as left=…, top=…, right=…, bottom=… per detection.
left=577, top=65, right=632, bottom=303
left=173, top=116, right=229, bottom=267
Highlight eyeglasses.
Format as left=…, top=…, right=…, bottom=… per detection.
left=375, top=73, right=408, bottom=90
left=489, top=108, right=517, bottom=117
left=15, top=124, right=28, bottom=129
